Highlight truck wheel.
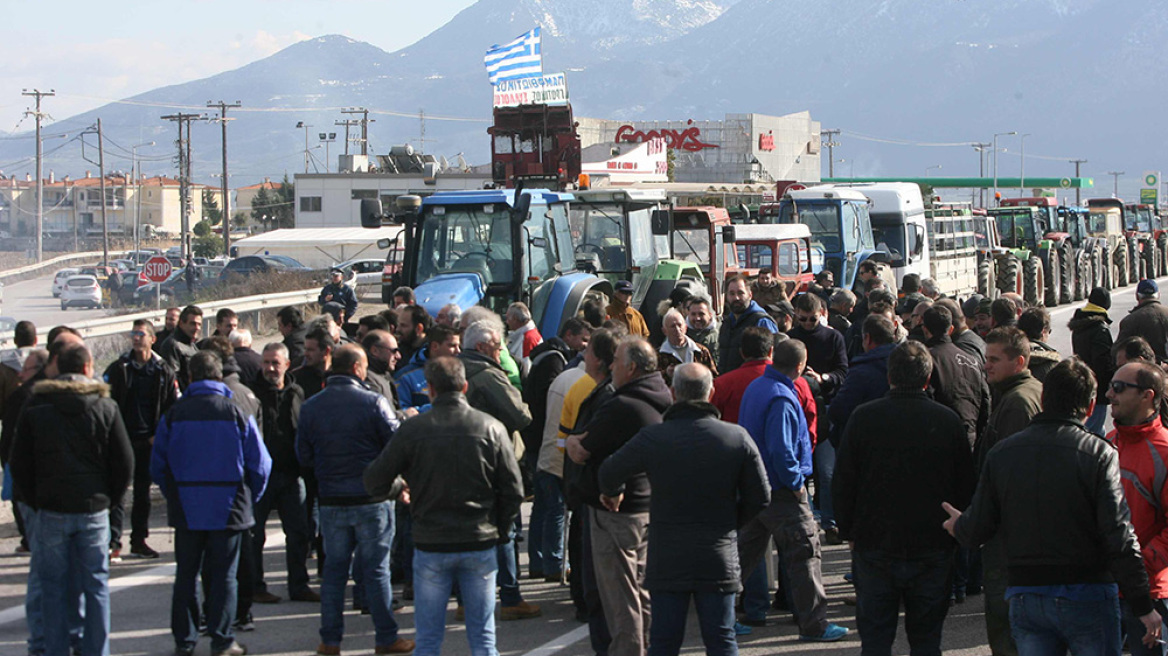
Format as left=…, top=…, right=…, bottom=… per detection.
left=1116, top=245, right=1129, bottom=287
left=1043, top=250, right=1060, bottom=307
left=978, top=261, right=994, bottom=298
left=996, top=254, right=1021, bottom=296
left=1024, top=255, right=1044, bottom=307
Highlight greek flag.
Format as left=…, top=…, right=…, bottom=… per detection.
left=484, top=28, right=542, bottom=85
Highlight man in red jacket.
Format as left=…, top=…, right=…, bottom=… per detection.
left=712, top=328, right=817, bottom=445
left=1109, top=360, right=1168, bottom=655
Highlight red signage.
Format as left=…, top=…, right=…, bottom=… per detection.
left=759, top=132, right=775, bottom=151
left=142, top=256, right=173, bottom=283
left=615, top=120, right=718, bottom=152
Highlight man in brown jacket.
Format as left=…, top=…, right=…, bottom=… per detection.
left=1118, top=279, right=1168, bottom=363
left=607, top=280, right=650, bottom=338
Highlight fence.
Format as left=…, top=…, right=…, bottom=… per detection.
left=0, top=251, right=105, bottom=285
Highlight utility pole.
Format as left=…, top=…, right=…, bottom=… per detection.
left=96, top=119, right=109, bottom=265
left=1070, top=159, right=1088, bottom=205
left=341, top=108, right=373, bottom=156
left=131, top=141, right=154, bottom=260
left=295, top=121, right=312, bottom=173
left=335, top=119, right=359, bottom=156
left=416, top=109, right=430, bottom=155
left=822, top=129, right=841, bottom=178
left=208, top=100, right=241, bottom=256
left=22, top=88, right=54, bottom=263
left=972, top=142, right=991, bottom=208
left=161, top=112, right=205, bottom=261
left=1107, top=171, right=1125, bottom=198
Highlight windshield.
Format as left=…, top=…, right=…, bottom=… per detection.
left=568, top=203, right=660, bottom=272
left=1088, top=209, right=1118, bottom=236
left=776, top=202, right=842, bottom=254
left=672, top=228, right=711, bottom=265
left=872, top=224, right=905, bottom=262
left=1130, top=208, right=1153, bottom=232
left=417, top=205, right=515, bottom=285
left=994, top=210, right=1034, bottom=249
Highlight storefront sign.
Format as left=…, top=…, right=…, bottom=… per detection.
left=615, top=119, right=718, bottom=152
left=492, top=73, right=569, bottom=108
left=759, top=132, right=775, bottom=151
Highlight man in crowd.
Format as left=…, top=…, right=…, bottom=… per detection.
left=598, top=363, right=770, bottom=656
left=103, top=319, right=179, bottom=560
left=848, top=262, right=882, bottom=322
left=1071, top=287, right=1115, bottom=436
left=1018, top=307, right=1061, bottom=383
left=293, top=328, right=333, bottom=400
left=277, top=306, right=308, bottom=368
left=159, top=305, right=203, bottom=389
left=829, top=314, right=898, bottom=443
left=971, top=297, right=995, bottom=337
left=361, top=329, right=403, bottom=405
left=938, top=297, right=985, bottom=364
left=607, top=280, right=650, bottom=338
left=155, top=307, right=181, bottom=353
left=711, top=327, right=775, bottom=424
left=357, top=315, right=391, bottom=342
left=566, top=336, right=672, bottom=656
left=719, top=275, right=779, bottom=372
left=946, top=358, right=1163, bottom=654
left=736, top=338, right=848, bottom=642
left=391, top=286, right=415, bottom=308
left=297, top=345, right=413, bottom=655
left=1119, top=279, right=1168, bottom=363
left=396, top=305, right=432, bottom=369
left=687, top=295, right=720, bottom=362
left=991, top=297, right=1019, bottom=330
left=11, top=343, right=134, bottom=656
left=395, top=325, right=460, bottom=414
left=249, top=342, right=317, bottom=605
left=436, top=303, right=461, bottom=329
left=318, top=269, right=358, bottom=325
left=751, top=268, right=788, bottom=309
left=152, top=351, right=269, bottom=656
left=0, top=319, right=35, bottom=416
left=364, top=357, right=523, bottom=656
left=921, top=306, right=991, bottom=448
left=212, top=309, right=239, bottom=338
left=505, top=301, right=543, bottom=378
left=835, top=341, right=974, bottom=655
left=658, top=308, right=718, bottom=380
left=828, top=289, right=855, bottom=334
left=230, top=329, right=263, bottom=386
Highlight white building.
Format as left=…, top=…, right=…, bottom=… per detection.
left=293, top=172, right=491, bottom=228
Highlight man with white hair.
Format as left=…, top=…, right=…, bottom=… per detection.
left=436, top=303, right=461, bottom=329
left=658, top=308, right=717, bottom=380
left=921, top=277, right=941, bottom=300
left=1118, top=279, right=1168, bottom=363
left=461, top=306, right=522, bottom=387
left=505, top=302, right=543, bottom=379
left=230, top=328, right=263, bottom=386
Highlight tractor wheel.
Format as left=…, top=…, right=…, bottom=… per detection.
left=1072, top=251, right=1088, bottom=301
left=1130, top=238, right=1141, bottom=283
left=1043, top=250, right=1060, bottom=307
left=978, top=260, right=994, bottom=298
left=1059, top=244, right=1074, bottom=304
left=1116, top=244, right=1129, bottom=287
left=1145, top=241, right=1159, bottom=283
left=1023, top=255, right=1044, bottom=307
left=1159, top=235, right=1168, bottom=277
left=1101, top=248, right=1112, bottom=290
left=996, top=254, right=1021, bottom=296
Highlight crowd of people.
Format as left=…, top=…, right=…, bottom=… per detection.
left=4, top=262, right=1168, bottom=656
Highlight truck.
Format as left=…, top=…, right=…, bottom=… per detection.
left=489, top=104, right=581, bottom=190
left=1125, top=203, right=1163, bottom=280
left=655, top=206, right=739, bottom=315
left=361, top=188, right=612, bottom=337
left=921, top=202, right=980, bottom=299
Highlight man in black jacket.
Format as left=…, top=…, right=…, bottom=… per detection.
left=277, top=306, right=307, bottom=369
left=921, top=306, right=990, bottom=448
left=103, top=319, right=179, bottom=560
left=230, top=328, right=263, bottom=386
left=834, top=341, right=974, bottom=655
left=158, top=305, right=203, bottom=390
left=566, top=336, right=672, bottom=656
left=249, top=342, right=316, bottom=605
left=154, top=306, right=181, bottom=355
left=1069, top=286, right=1114, bottom=436
left=945, top=358, right=1163, bottom=654
left=598, top=363, right=769, bottom=656
left=11, top=343, right=134, bottom=656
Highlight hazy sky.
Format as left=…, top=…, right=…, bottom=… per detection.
left=0, top=0, right=476, bottom=131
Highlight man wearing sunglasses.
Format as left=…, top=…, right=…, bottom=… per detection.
left=1109, top=361, right=1168, bottom=655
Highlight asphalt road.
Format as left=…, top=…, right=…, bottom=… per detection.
left=1, top=271, right=113, bottom=330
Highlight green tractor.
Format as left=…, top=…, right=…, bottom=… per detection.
left=987, top=206, right=1060, bottom=307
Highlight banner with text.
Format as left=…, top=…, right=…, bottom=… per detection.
left=492, top=73, right=569, bottom=108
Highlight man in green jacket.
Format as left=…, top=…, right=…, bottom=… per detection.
left=976, top=326, right=1044, bottom=656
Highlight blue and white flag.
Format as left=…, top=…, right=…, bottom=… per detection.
left=485, top=28, right=542, bottom=85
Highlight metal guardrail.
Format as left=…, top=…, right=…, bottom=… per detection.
left=0, top=251, right=105, bottom=284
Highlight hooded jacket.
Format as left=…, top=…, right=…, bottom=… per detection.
left=522, top=337, right=574, bottom=460
left=10, top=375, right=134, bottom=514
left=718, top=301, right=779, bottom=372
left=1027, top=340, right=1062, bottom=384
left=103, top=349, right=179, bottom=443
left=461, top=350, right=532, bottom=435
left=1069, top=308, right=1114, bottom=403
left=1113, top=414, right=1168, bottom=600
left=828, top=342, right=895, bottom=447
left=251, top=374, right=305, bottom=475
left=926, top=334, right=991, bottom=448
left=394, top=346, right=431, bottom=413
left=578, top=372, right=673, bottom=513
left=1119, top=300, right=1168, bottom=363
left=152, top=379, right=270, bottom=531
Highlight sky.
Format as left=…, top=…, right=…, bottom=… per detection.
left=0, top=0, right=476, bottom=131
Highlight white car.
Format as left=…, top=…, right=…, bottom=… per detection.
left=334, top=258, right=385, bottom=288
left=60, top=275, right=103, bottom=310
left=51, top=268, right=81, bottom=297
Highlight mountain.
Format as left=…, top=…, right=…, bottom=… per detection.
left=1, top=0, right=1164, bottom=199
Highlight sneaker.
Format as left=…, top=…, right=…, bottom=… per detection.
left=374, top=638, right=416, bottom=654
left=316, top=645, right=341, bottom=656
left=799, top=623, right=849, bottom=642
left=233, top=614, right=255, bottom=632
left=290, top=588, right=321, bottom=603
left=823, top=526, right=843, bottom=545
left=500, top=601, right=542, bottom=620
left=734, top=622, right=753, bottom=636
left=211, top=642, right=247, bottom=656
left=130, top=542, right=160, bottom=559
left=253, top=591, right=282, bottom=604
left=109, top=549, right=123, bottom=564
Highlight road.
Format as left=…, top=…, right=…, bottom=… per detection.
left=1, top=271, right=114, bottom=330
left=0, top=276, right=1163, bottom=656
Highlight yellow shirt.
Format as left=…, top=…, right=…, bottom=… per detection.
left=556, top=374, right=599, bottom=451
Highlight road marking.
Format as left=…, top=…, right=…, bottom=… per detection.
left=520, top=624, right=590, bottom=656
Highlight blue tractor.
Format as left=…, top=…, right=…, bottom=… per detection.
left=362, top=188, right=612, bottom=337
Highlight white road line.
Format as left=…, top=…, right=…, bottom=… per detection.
left=520, top=624, right=591, bottom=656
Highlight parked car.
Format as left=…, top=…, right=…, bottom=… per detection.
left=112, top=271, right=141, bottom=306
left=110, top=259, right=135, bottom=271
left=51, top=268, right=81, bottom=297
left=60, top=275, right=103, bottom=310
left=218, top=255, right=312, bottom=282
left=334, top=258, right=385, bottom=288
left=135, top=267, right=215, bottom=305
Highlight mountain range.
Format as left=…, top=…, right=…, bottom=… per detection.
left=2, top=0, right=1164, bottom=199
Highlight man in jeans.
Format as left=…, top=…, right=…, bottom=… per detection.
left=364, top=356, right=524, bottom=656
left=104, top=319, right=179, bottom=561
left=10, top=343, right=134, bottom=656
left=298, top=344, right=414, bottom=655
left=153, top=351, right=270, bottom=656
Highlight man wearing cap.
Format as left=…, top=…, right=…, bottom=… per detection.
left=1119, top=280, right=1168, bottom=363
left=1071, top=287, right=1115, bottom=436
left=318, top=269, right=358, bottom=325
left=972, top=297, right=994, bottom=337
left=607, top=280, right=650, bottom=339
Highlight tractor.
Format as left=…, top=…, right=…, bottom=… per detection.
left=1085, top=200, right=1131, bottom=290
left=1000, top=197, right=1083, bottom=303
left=1125, top=203, right=1164, bottom=279
left=986, top=206, right=1060, bottom=307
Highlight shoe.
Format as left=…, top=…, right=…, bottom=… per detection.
left=843, top=571, right=855, bottom=584
left=174, top=646, right=195, bottom=656
left=130, top=541, right=160, bottom=559
left=110, top=548, right=123, bottom=563
left=402, top=582, right=413, bottom=601
left=740, top=617, right=767, bottom=627
left=823, top=526, right=843, bottom=545
left=316, top=645, right=341, bottom=656
left=544, top=571, right=563, bottom=583
left=290, top=588, right=321, bottom=602
left=15, top=543, right=29, bottom=554
left=527, top=570, right=544, bottom=580
left=734, top=622, right=753, bottom=636
left=211, top=641, right=247, bottom=655
left=500, top=601, right=542, bottom=620
left=392, top=598, right=403, bottom=611
left=253, top=590, right=282, bottom=604
left=233, top=614, right=255, bottom=632
left=843, top=595, right=857, bottom=606
left=375, top=638, right=416, bottom=654
left=454, top=605, right=464, bottom=622
left=799, top=623, right=850, bottom=642
left=574, top=608, right=588, bottom=623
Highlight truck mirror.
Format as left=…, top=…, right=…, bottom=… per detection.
left=651, top=209, right=671, bottom=235
left=376, top=237, right=397, bottom=250
left=360, top=199, right=384, bottom=229
left=530, top=237, right=548, bottom=248
left=722, top=225, right=737, bottom=243
left=511, top=192, right=533, bottom=225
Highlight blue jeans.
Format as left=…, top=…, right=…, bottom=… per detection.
left=37, top=510, right=110, bottom=656
left=815, top=440, right=836, bottom=528
left=252, top=470, right=311, bottom=596
left=853, top=547, right=954, bottom=656
left=649, top=590, right=737, bottom=656
left=1009, top=592, right=1122, bottom=656
left=319, top=501, right=399, bottom=646
left=414, top=547, right=498, bottom=656
left=21, top=503, right=84, bottom=656
left=528, top=472, right=565, bottom=576
left=173, top=528, right=241, bottom=651
left=1121, top=599, right=1167, bottom=656
left=1085, top=402, right=1109, bottom=437
left=742, top=560, right=770, bottom=622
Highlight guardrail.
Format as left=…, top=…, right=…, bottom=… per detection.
left=0, top=250, right=106, bottom=285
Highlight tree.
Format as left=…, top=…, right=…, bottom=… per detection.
left=232, top=211, right=249, bottom=231
left=193, top=220, right=212, bottom=237
left=272, top=174, right=295, bottom=229
left=250, top=186, right=273, bottom=224
left=193, top=233, right=224, bottom=258
left=202, top=189, right=222, bottom=226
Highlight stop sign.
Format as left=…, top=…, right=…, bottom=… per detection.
left=142, top=256, right=173, bottom=283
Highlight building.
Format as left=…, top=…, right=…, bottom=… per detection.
left=294, top=172, right=491, bottom=228
left=576, top=111, right=821, bottom=184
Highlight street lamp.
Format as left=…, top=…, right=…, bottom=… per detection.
left=1020, top=133, right=1031, bottom=191
left=926, top=165, right=942, bottom=177
left=992, top=131, right=1017, bottom=206
left=319, top=133, right=337, bottom=173
left=295, top=121, right=313, bottom=174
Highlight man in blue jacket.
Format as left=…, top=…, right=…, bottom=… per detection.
left=394, top=324, right=461, bottom=414
left=318, top=269, right=358, bottom=325
left=297, top=344, right=414, bottom=656
left=828, top=314, right=897, bottom=448
left=152, top=351, right=271, bottom=656
left=718, top=275, right=779, bottom=372
left=736, top=338, right=848, bottom=643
